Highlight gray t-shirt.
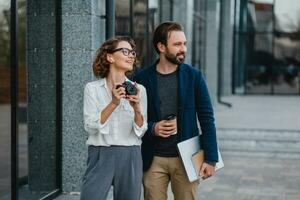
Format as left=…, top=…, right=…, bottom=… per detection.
left=155, top=70, right=179, bottom=157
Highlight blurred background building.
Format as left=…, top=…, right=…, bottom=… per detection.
left=0, top=0, right=299, bottom=199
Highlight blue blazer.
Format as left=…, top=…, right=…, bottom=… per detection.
left=134, top=62, right=218, bottom=171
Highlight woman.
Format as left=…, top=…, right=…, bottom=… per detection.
left=80, top=36, right=148, bottom=200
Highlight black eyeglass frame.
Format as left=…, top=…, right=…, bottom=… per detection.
left=108, top=48, right=137, bottom=57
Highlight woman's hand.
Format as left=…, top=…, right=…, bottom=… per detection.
left=100, top=83, right=125, bottom=124
left=126, top=83, right=141, bottom=112
left=111, top=83, right=126, bottom=106
left=126, top=83, right=143, bottom=127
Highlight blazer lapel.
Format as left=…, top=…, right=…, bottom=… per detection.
left=178, top=64, right=187, bottom=110
left=148, top=64, right=161, bottom=120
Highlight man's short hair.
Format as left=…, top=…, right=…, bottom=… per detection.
left=152, top=21, right=183, bottom=54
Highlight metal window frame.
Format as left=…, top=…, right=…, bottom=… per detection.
left=106, top=0, right=115, bottom=39
left=130, top=0, right=134, bottom=37
left=233, top=0, right=300, bottom=95
left=11, top=0, right=19, bottom=198
left=55, top=0, right=62, bottom=196
left=169, top=0, right=173, bottom=20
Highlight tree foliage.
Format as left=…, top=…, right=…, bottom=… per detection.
left=0, top=0, right=26, bottom=68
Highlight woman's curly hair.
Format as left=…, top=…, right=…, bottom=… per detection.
left=93, top=36, right=138, bottom=78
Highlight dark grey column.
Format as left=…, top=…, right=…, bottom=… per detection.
left=61, top=0, right=105, bottom=192
left=205, top=0, right=220, bottom=104
left=27, top=0, right=58, bottom=192
left=219, top=0, right=234, bottom=96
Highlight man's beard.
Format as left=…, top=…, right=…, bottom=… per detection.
left=165, top=49, right=185, bottom=65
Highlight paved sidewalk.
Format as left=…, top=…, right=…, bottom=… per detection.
left=55, top=95, right=300, bottom=200
left=2, top=95, right=300, bottom=199
left=196, top=152, right=300, bottom=200
left=215, top=95, right=300, bottom=131
left=199, top=95, right=300, bottom=200
left=56, top=151, right=300, bottom=200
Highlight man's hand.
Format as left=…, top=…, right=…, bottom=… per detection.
left=154, top=119, right=177, bottom=138
left=199, top=162, right=215, bottom=179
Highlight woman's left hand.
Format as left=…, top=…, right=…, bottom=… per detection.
left=126, top=83, right=141, bottom=112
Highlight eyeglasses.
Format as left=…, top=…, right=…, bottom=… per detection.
left=109, top=48, right=137, bottom=57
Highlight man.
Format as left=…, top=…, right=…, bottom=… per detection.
left=134, top=21, right=218, bottom=200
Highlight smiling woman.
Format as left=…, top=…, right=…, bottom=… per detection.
left=92, top=36, right=138, bottom=78
left=80, top=36, right=148, bottom=200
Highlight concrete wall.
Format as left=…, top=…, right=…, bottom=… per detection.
left=61, top=0, right=105, bottom=192
left=220, top=0, right=234, bottom=96
left=205, top=0, right=220, bottom=104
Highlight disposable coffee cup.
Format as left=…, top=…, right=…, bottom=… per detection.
left=163, top=114, right=177, bottom=135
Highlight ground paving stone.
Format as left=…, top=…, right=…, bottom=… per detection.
left=2, top=95, right=300, bottom=200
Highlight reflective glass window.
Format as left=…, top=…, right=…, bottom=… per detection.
left=0, top=0, right=11, bottom=198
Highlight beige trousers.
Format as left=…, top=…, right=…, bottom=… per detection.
left=143, top=156, right=199, bottom=200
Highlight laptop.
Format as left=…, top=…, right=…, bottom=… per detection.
left=177, top=135, right=224, bottom=182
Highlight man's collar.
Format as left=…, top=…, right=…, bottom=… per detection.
left=152, top=59, right=185, bottom=73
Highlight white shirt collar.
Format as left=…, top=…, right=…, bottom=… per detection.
left=98, top=77, right=132, bottom=87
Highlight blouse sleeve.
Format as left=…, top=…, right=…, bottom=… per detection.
left=133, top=85, right=148, bottom=138
left=83, top=83, right=110, bottom=135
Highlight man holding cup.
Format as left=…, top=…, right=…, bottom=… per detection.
left=134, top=21, right=218, bottom=200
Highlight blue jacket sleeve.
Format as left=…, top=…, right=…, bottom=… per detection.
left=133, top=72, right=155, bottom=142
left=195, top=71, right=219, bottom=162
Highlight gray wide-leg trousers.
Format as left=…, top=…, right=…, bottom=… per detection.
left=80, top=145, right=143, bottom=200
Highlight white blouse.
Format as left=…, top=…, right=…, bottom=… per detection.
left=83, top=78, right=148, bottom=146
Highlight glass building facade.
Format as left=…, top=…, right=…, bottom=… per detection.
left=0, top=0, right=299, bottom=199
left=0, top=0, right=11, bottom=198
left=233, top=0, right=300, bottom=94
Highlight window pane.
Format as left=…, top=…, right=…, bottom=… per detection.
left=273, top=0, right=300, bottom=94
left=116, top=0, right=131, bottom=35
left=160, top=0, right=172, bottom=21
left=192, top=0, right=206, bottom=71
left=247, top=1, right=274, bottom=32
left=133, top=0, right=148, bottom=66
left=0, top=0, right=11, bottom=199
left=246, top=33, right=273, bottom=94
left=147, top=0, right=160, bottom=65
